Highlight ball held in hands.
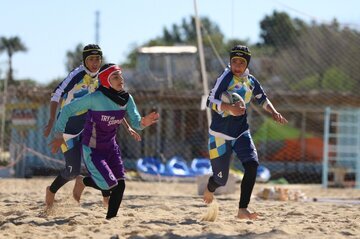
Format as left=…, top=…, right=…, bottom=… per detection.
left=221, top=91, right=245, bottom=116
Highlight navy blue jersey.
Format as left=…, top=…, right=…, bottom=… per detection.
left=207, top=67, right=267, bottom=139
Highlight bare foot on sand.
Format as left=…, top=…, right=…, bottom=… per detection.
left=45, top=186, right=55, bottom=208
left=203, top=187, right=214, bottom=204
left=237, top=208, right=258, bottom=220
left=73, top=175, right=85, bottom=203
left=103, top=196, right=109, bottom=208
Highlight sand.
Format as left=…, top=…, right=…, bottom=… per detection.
left=0, top=178, right=359, bottom=239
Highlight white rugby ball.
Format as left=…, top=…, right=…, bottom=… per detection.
left=221, top=91, right=245, bottom=115
left=220, top=91, right=244, bottom=105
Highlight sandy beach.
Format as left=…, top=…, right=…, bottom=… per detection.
left=0, top=177, right=359, bottom=239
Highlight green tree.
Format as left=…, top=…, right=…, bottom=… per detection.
left=291, top=74, right=321, bottom=91
left=322, top=67, right=354, bottom=91
left=225, top=39, right=248, bottom=51
left=65, top=43, right=84, bottom=72
left=273, top=19, right=360, bottom=92
left=259, top=11, right=305, bottom=49
left=0, top=36, right=27, bottom=84
left=122, top=16, right=227, bottom=68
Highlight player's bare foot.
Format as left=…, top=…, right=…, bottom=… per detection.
left=237, top=208, right=258, bottom=220
left=203, top=187, right=214, bottom=204
left=103, top=196, right=109, bottom=208
left=73, top=175, right=85, bottom=203
left=45, top=186, right=55, bottom=208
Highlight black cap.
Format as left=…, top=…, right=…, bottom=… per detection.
left=230, top=45, right=251, bottom=67
left=82, top=44, right=102, bottom=63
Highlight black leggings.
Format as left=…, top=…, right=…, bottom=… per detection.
left=83, top=177, right=125, bottom=219
left=239, top=161, right=258, bottom=208
left=207, top=161, right=258, bottom=209
left=49, top=174, right=110, bottom=197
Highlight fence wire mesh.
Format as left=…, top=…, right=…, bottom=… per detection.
left=1, top=17, right=359, bottom=185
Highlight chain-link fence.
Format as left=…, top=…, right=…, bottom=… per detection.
left=1, top=17, right=359, bottom=186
